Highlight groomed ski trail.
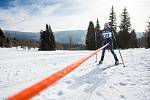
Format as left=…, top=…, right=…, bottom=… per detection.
left=0, top=48, right=150, bottom=100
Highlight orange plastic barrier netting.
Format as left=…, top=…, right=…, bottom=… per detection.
left=8, top=44, right=109, bottom=100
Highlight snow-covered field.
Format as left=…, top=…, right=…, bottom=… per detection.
left=0, top=48, right=150, bottom=100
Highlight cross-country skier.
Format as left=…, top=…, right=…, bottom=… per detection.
left=98, top=22, right=119, bottom=65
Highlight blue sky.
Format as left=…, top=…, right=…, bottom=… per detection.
left=0, top=0, right=150, bottom=32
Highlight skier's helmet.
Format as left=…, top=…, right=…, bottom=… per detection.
left=104, top=22, right=112, bottom=29
left=104, top=22, right=109, bottom=29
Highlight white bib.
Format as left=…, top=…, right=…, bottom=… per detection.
left=103, top=32, right=112, bottom=39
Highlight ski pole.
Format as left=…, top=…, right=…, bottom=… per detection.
left=111, top=28, right=126, bottom=67
left=95, top=53, right=97, bottom=62
left=117, top=46, right=125, bottom=67
left=95, top=30, right=97, bottom=62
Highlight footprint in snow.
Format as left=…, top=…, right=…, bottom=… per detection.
left=96, top=91, right=107, bottom=100
left=146, top=69, right=150, bottom=71
left=130, top=83, right=136, bottom=86
left=119, top=82, right=127, bottom=86
left=126, top=75, right=131, bottom=77
left=86, top=80, right=92, bottom=84
left=120, top=72, right=125, bottom=75
left=57, top=90, right=64, bottom=96
left=139, top=79, right=143, bottom=81
left=109, top=86, right=115, bottom=89
left=126, top=79, right=131, bottom=81
left=84, top=88, right=90, bottom=93
left=146, top=67, right=150, bottom=69
left=65, top=80, right=72, bottom=84
left=120, top=95, right=126, bottom=99
left=96, top=91, right=102, bottom=96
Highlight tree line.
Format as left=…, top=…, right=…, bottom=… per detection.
left=86, top=6, right=150, bottom=50
left=0, top=25, right=84, bottom=50
left=0, top=6, right=150, bottom=50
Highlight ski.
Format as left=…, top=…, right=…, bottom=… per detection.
left=97, top=63, right=122, bottom=66
left=97, top=63, right=122, bottom=70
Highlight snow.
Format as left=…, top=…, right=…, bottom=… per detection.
left=0, top=48, right=150, bottom=100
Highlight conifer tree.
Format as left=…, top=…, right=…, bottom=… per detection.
left=118, top=7, right=131, bottom=49
left=39, top=24, right=56, bottom=50
left=95, top=19, right=103, bottom=49
left=109, top=6, right=118, bottom=49
left=49, top=25, right=56, bottom=50
left=69, top=35, right=73, bottom=49
left=146, top=18, right=150, bottom=48
left=130, top=29, right=138, bottom=48
left=0, top=28, right=5, bottom=38
left=86, top=21, right=95, bottom=50
left=109, top=6, right=117, bottom=31
left=0, top=28, right=6, bottom=47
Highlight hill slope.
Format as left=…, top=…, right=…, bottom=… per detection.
left=3, top=30, right=87, bottom=45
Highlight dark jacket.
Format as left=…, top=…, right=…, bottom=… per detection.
left=101, top=28, right=114, bottom=49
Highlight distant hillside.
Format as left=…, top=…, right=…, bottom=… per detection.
left=3, top=30, right=87, bottom=45
left=3, top=30, right=144, bottom=45
left=54, top=30, right=86, bottom=44
left=3, top=30, right=40, bottom=41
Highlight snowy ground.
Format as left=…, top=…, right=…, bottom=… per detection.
left=0, top=48, right=150, bottom=100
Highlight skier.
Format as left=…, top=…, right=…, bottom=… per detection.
left=99, top=22, right=119, bottom=65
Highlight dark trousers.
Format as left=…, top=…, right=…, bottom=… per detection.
left=100, top=44, right=118, bottom=61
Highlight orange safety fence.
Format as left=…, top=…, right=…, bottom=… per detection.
left=8, top=43, right=109, bottom=100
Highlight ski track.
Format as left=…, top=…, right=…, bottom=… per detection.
left=0, top=48, right=150, bottom=100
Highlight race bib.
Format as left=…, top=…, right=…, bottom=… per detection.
left=103, top=32, right=112, bottom=39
